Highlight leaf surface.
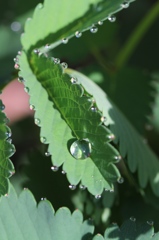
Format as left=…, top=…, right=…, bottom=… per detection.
left=21, top=0, right=135, bottom=52
left=0, top=100, right=15, bottom=196
left=18, top=52, right=121, bottom=196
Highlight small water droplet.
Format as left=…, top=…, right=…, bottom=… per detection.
left=7, top=138, right=12, bottom=144
left=70, top=77, right=78, bottom=84
left=110, top=189, right=114, bottom=193
left=38, top=3, right=43, bottom=9
left=51, top=166, right=59, bottom=172
left=95, top=194, right=101, bottom=199
left=18, top=51, right=21, bottom=55
left=69, top=184, right=76, bottom=190
left=121, top=1, right=129, bottom=8
left=61, top=170, right=66, bottom=174
left=24, top=87, right=29, bottom=93
left=33, top=49, right=40, bottom=54
left=45, top=151, right=51, bottom=157
left=91, top=106, right=97, bottom=112
left=23, top=188, right=28, bottom=190
left=29, top=104, right=35, bottom=110
left=14, top=63, right=20, bottom=69
left=45, top=43, right=50, bottom=48
left=114, top=155, right=122, bottom=162
left=98, top=21, right=103, bottom=25
left=0, top=104, right=5, bottom=110
left=61, top=62, right=68, bottom=69
left=130, top=216, right=136, bottom=222
left=53, top=58, right=60, bottom=64
left=41, top=197, right=47, bottom=201
left=62, top=38, right=68, bottom=44
left=108, top=134, right=115, bottom=140
left=117, top=177, right=124, bottom=184
left=40, top=136, right=46, bottom=143
left=101, top=116, right=106, bottom=123
left=147, top=220, right=154, bottom=226
left=5, top=131, right=12, bottom=138
left=108, top=15, right=116, bottom=22
left=75, top=31, right=82, bottom=38
left=105, top=188, right=109, bottom=191
left=90, top=26, right=98, bottom=33
left=18, top=76, right=25, bottom=83
left=34, top=118, right=41, bottom=126
left=5, top=193, right=9, bottom=197
left=79, top=184, right=86, bottom=190
left=13, top=57, right=18, bottom=63
left=70, top=139, right=91, bottom=160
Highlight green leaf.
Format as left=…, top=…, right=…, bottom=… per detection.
left=0, top=100, right=15, bottom=196
left=21, top=0, right=135, bottom=52
left=0, top=184, right=94, bottom=240
left=66, top=69, right=159, bottom=197
left=18, top=51, right=121, bottom=196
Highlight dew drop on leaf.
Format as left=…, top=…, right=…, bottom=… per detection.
left=61, top=62, right=68, bottom=69
left=41, top=197, right=47, bottom=201
left=117, top=177, right=124, bottom=184
left=61, top=170, right=66, bottom=174
left=110, top=189, right=114, bottom=193
left=70, top=139, right=91, bottom=160
left=7, top=138, right=12, bottom=144
left=5, top=131, right=12, bottom=138
left=90, top=26, right=98, bottom=33
left=95, top=194, right=101, bottom=199
left=34, top=118, right=41, bottom=126
left=62, top=38, right=68, bottom=44
left=98, top=21, right=103, bottom=25
left=29, top=104, right=35, bottom=110
left=45, top=151, right=51, bottom=157
left=40, top=136, right=46, bottom=143
left=70, top=77, right=78, bottom=84
left=24, top=87, right=29, bottom=93
left=91, top=106, right=97, bottom=112
left=108, top=134, right=115, bottom=140
left=45, top=44, right=50, bottom=48
left=51, top=166, right=59, bottom=172
left=101, top=116, right=106, bottom=123
left=79, top=184, right=86, bottom=190
left=33, top=49, right=40, bottom=54
left=53, top=58, right=60, bottom=64
left=0, top=104, right=5, bottom=110
left=130, top=216, right=136, bottom=222
left=108, top=15, right=116, bottom=22
left=18, top=76, right=25, bottom=83
left=147, top=220, right=154, bottom=226
left=121, top=1, right=129, bottom=8
left=14, top=63, right=20, bottom=69
left=69, top=184, right=76, bottom=190
left=75, top=31, right=82, bottom=38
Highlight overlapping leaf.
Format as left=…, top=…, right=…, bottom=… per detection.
left=18, top=52, right=121, bottom=196
left=0, top=184, right=158, bottom=240
left=21, top=0, right=135, bottom=52
left=0, top=100, right=15, bottom=196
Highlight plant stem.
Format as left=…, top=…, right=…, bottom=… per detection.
left=115, top=1, right=159, bottom=69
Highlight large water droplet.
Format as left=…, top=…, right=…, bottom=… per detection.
left=61, top=62, right=68, bottom=69
left=40, top=136, right=46, bottom=143
left=70, top=77, right=78, bottom=84
left=117, top=177, right=124, bottom=184
left=24, top=87, right=29, bottom=93
left=34, top=118, right=41, bottom=126
left=69, top=184, right=76, bottom=190
left=75, top=31, right=82, bottom=38
left=108, top=15, right=116, bottom=22
left=121, top=1, right=129, bottom=8
left=95, top=194, right=101, bottom=199
left=62, top=38, right=68, bottom=44
left=70, top=139, right=91, bottom=160
left=51, top=166, right=59, bottom=172
left=90, top=26, right=98, bottom=33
